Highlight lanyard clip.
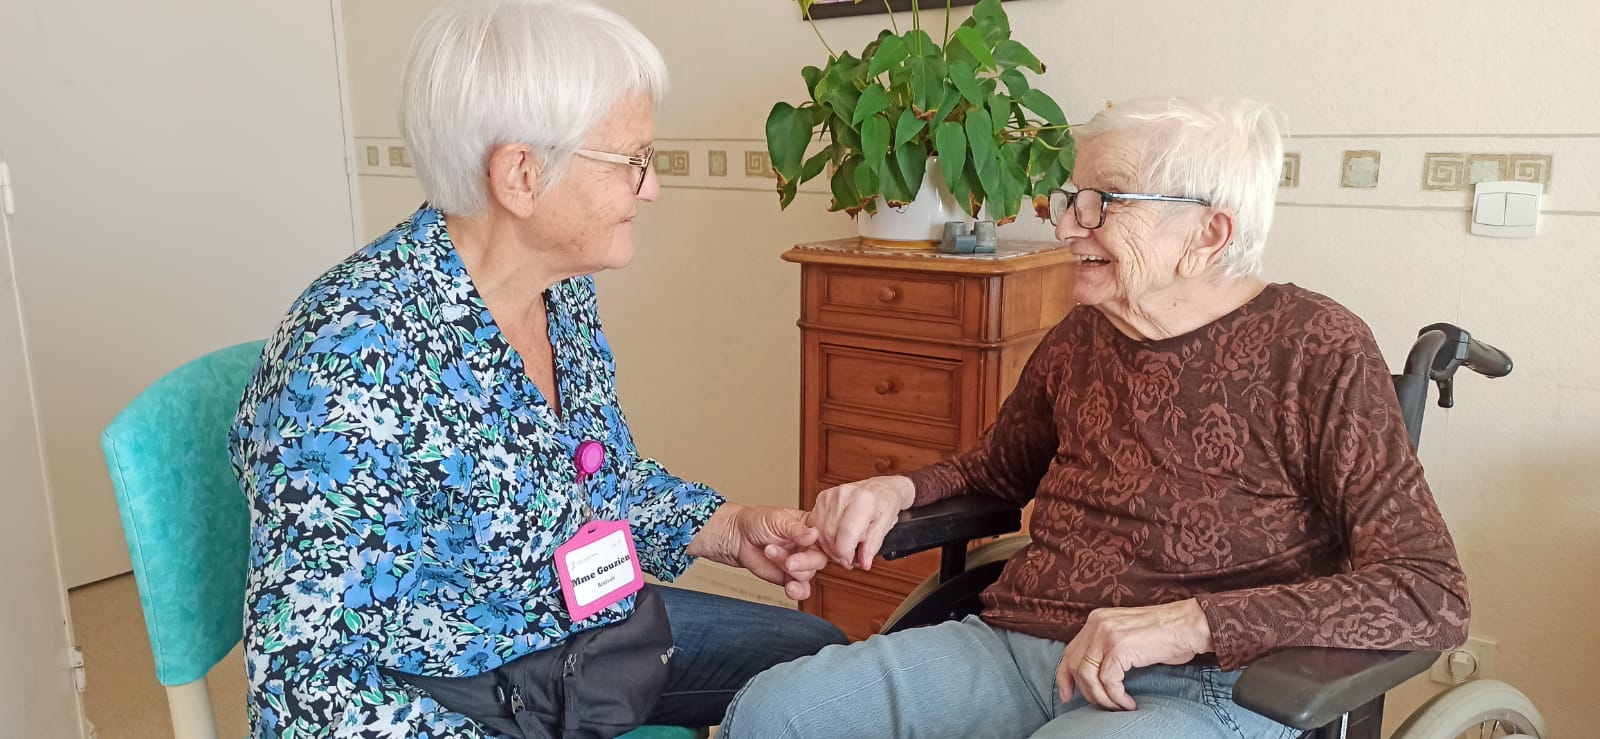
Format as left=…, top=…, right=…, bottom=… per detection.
left=574, top=440, right=605, bottom=521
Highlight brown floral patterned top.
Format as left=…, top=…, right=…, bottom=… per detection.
left=905, top=283, right=1470, bottom=670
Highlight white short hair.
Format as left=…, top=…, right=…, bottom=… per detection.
left=401, top=0, right=668, bottom=215
left=1071, top=97, right=1286, bottom=278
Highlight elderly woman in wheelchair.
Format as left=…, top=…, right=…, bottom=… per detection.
left=720, top=97, right=1477, bottom=739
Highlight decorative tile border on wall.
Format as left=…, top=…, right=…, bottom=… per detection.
left=654, top=149, right=691, bottom=177
left=1340, top=150, right=1381, bottom=188
left=646, top=138, right=827, bottom=194
left=1280, top=152, right=1301, bottom=188
left=1275, top=134, right=1594, bottom=214
left=354, top=137, right=414, bottom=178
left=1422, top=152, right=1552, bottom=191
left=354, top=134, right=1594, bottom=213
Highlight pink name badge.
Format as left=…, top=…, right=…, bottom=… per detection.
left=554, top=440, right=641, bottom=621
left=555, top=519, right=644, bottom=621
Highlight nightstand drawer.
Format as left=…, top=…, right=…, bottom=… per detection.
left=815, top=268, right=967, bottom=338
left=810, top=572, right=916, bottom=641
left=820, top=426, right=951, bottom=482
left=821, top=345, right=960, bottom=424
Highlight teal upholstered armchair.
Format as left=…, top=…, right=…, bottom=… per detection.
left=101, top=340, right=705, bottom=739
left=101, top=340, right=264, bottom=738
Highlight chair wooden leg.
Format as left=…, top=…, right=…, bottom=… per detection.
left=165, top=677, right=218, bottom=739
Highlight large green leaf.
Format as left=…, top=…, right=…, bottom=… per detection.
left=1056, top=130, right=1077, bottom=170
left=903, top=29, right=940, bottom=57
left=905, top=54, right=947, bottom=112
left=868, top=34, right=909, bottom=79
left=854, top=162, right=881, bottom=203
left=957, top=159, right=986, bottom=216
left=801, top=149, right=830, bottom=183
left=988, top=93, right=1010, bottom=134
left=998, top=68, right=1031, bottom=98
left=830, top=156, right=865, bottom=214
left=1026, top=136, right=1051, bottom=177
left=965, top=109, right=1000, bottom=205
left=894, top=144, right=928, bottom=202
left=853, top=83, right=890, bottom=126
left=861, top=113, right=891, bottom=175
left=971, top=0, right=1011, bottom=47
left=948, top=60, right=984, bottom=106
left=879, top=155, right=913, bottom=206
left=944, top=154, right=970, bottom=215
left=995, top=141, right=1029, bottom=223
left=1020, top=88, right=1068, bottom=126
left=830, top=113, right=862, bottom=151
left=934, top=121, right=966, bottom=195
left=993, top=40, right=1044, bottom=73
left=925, top=83, right=962, bottom=125
left=893, top=108, right=925, bottom=147
left=778, top=178, right=800, bottom=209
left=952, top=27, right=997, bottom=71
left=765, top=102, right=810, bottom=183
left=820, top=53, right=865, bottom=123
left=801, top=65, right=824, bottom=95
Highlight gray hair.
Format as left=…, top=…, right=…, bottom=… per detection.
left=400, top=0, right=668, bottom=215
left=1071, top=97, right=1286, bottom=278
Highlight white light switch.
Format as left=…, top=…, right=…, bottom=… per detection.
left=1471, top=181, right=1540, bottom=238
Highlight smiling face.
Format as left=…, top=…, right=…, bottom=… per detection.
left=1055, top=133, right=1227, bottom=335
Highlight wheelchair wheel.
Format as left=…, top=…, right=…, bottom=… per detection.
left=879, top=536, right=1031, bottom=634
left=1391, top=679, right=1546, bottom=739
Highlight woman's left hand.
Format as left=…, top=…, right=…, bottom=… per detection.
left=1057, top=598, right=1215, bottom=711
left=689, top=503, right=830, bottom=600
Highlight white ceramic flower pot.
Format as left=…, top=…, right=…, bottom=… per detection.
left=857, top=157, right=969, bottom=249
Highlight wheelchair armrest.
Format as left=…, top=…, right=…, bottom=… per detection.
left=880, top=496, right=1023, bottom=560
left=1231, top=647, right=1438, bottom=730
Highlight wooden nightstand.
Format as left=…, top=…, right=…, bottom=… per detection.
left=783, top=237, right=1075, bottom=639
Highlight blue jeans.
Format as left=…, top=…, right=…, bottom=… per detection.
left=649, top=585, right=847, bottom=727
left=720, top=616, right=1297, bottom=739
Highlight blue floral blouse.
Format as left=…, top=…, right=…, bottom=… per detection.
left=230, top=205, right=724, bottom=737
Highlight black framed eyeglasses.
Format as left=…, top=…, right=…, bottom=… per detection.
left=573, top=145, right=655, bottom=195
left=1047, top=185, right=1211, bottom=230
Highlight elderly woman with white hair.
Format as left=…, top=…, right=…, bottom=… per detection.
left=229, top=1, right=844, bottom=736
left=720, top=97, right=1470, bottom=738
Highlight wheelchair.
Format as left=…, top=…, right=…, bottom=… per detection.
left=872, top=323, right=1545, bottom=739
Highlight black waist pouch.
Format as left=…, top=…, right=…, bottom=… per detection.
left=382, top=586, right=674, bottom=739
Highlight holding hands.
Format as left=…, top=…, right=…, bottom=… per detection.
left=806, top=475, right=916, bottom=571
left=690, top=502, right=831, bottom=600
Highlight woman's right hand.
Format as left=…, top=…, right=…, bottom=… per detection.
left=808, top=475, right=916, bottom=571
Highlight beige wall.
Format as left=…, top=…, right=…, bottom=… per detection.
left=0, top=1, right=360, bottom=588
left=344, top=1, right=1599, bottom=733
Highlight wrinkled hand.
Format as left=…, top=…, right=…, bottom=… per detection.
left=691, top=503, right=829, bottom=600
left=808, top=475, right=916, bottom=570
left=1057, top=599, right=1214, bottom=711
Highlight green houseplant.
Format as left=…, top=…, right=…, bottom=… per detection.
left=766, top=0, right=1073, bottom=226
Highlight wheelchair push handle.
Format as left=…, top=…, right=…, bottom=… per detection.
left=1403, top=323, right=1512, bottom=411
left=1463, top=336, right=1513, bottom=378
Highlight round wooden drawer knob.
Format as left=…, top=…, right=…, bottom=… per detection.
left=873, top=457, right=895, bottom=473
left=874, top=379, right=896, bottom=395
left=877, top=286, right=899, bottom=303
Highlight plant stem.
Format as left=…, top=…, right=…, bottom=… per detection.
left=1013, top=124, right=1073, bottom=136
left=803, top=6, right=836, bottom=58
left=944, top=0, right=952, bottom=46
left=881, top=0, right=900, bottom=33
left=910, top=0, right=920, bottom=50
